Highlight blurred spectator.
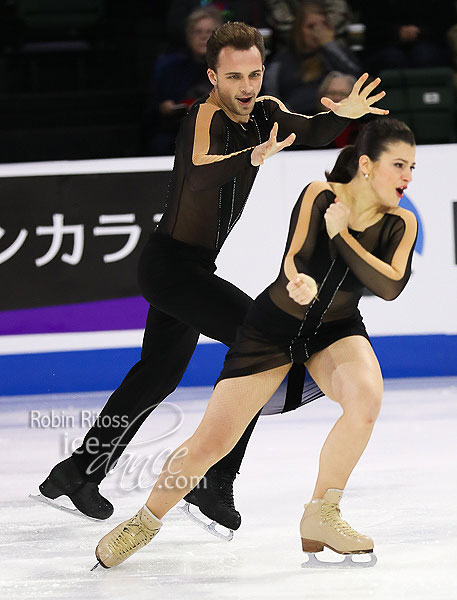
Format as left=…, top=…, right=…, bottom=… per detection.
left=316, top=70, right=362, bottom=146
left=447, top=22, right=457, bottom=92
left=324, top=0, right=353, bottom=41
left=263, top=0, right=361, bottom=115
left=166, top=0, right=266, bottom=48
left=358, top=1, right=455, bottom=73
left=263, top=0, right=300, bottom=52
left=263, top=0, right=352, bottom=54
left=145, top=7, right=222, bottom=155
left=317, top=69, right=355, bottom=108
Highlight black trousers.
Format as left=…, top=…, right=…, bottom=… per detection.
left=72, top=233, right=261, bottom=484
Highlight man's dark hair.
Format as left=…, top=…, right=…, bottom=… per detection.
left=206, top=21, right=266, bottom=71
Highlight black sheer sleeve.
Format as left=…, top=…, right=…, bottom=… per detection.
left=184, top=102, right=257, bottom=192
left=267, top=184, right=333, bottom=317
left=332, top=208, right=418, bottom=300
left=258, top=96, right=350, bottom=146
left=283, top=184, right=331, bottom=281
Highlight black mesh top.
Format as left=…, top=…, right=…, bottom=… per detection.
left=156, top=90, right=349, bottom=252
left=268, top=182, right=418, bottom=321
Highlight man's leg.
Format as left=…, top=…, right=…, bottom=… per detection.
left=40, top=256, right=260, bottom=527
left=72, top=306, right=200, bottom=481
left=39, top=305, right=199, bottom=518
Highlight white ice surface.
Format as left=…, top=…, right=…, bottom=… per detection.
left=1, top=378, right=456, bottom=600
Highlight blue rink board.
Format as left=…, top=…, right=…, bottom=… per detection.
left=1, top=335, right=456, bottom=396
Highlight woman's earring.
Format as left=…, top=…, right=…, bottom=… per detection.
left=364, top=173, right=369, bottom=179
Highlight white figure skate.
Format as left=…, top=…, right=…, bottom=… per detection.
left=91, top=505, right=162, bottom=570
left=300, top=489, right=377, bottom=569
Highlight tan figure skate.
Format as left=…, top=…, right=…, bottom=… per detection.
left=91, top=505, right=162, bottom=570
left=300, top=489, right=377, bottom=568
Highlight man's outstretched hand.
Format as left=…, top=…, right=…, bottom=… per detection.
left=251, top=122, right=296, bottom=166
left=321, top=73, right=389, bottom=119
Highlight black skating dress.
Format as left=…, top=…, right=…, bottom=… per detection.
left=216, top=181, right=418, bottom=413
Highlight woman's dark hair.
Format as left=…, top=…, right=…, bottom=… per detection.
left=206, top=21, right=266, bottom=71
left=326, top=118, right=416, bottom=183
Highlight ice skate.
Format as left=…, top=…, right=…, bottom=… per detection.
left=300, top=489, right=377, bottom=569
left=178, top=468, right=240, bottom=541
left=92, top=505, right=162, bottom=569
left=30, top=457, right=113, bottom=521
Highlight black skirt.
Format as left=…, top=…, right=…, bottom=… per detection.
left=217, top=290, right=370, bottom=414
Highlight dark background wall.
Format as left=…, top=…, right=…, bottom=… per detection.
left=0, top=1, right=169, bottom=162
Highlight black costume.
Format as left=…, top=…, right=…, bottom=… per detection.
left=217, top=182, right=417, bottom=400
left=68, top=94, right=349, bottom=494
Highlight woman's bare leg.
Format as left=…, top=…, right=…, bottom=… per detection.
left=145, top=364, right=291, bottom=518
left=305, top=336, right=383, bottom=500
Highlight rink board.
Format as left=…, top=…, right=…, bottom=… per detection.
left=1, top=334, right=457, bottom=395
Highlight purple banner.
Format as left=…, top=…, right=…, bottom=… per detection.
left=0, top=296, right=149, bottom=335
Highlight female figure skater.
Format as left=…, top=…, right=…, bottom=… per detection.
left=93, top=117, right=417, bottom=568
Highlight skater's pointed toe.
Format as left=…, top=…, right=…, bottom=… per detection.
left=95, top=505, right=162, bottom=568
left=94, top=546, right=111, bottom=569
left=95, top=535, right=122, bottom=569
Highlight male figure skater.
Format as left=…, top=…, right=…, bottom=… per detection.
left=38, top=22, right=388, bottom=533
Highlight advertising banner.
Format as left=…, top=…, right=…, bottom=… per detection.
left=0, top=164, right=171, bottom=337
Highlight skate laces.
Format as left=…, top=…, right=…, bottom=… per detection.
left=212, top=472, right=236, bottom=509
left=321, top=502, right=361, bottom=538
left=108, top=513, right=158, bottom=556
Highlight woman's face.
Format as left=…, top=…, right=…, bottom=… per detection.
left=301, top=12, right=327, bottom=51
left=368, top=141, right=416, bottom=207
left=188, top=17, right=218, bottom=59
left=320, top=77, right=353, bottom=107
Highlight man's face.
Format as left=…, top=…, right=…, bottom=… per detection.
left=208, top=45, right=264, bottom=121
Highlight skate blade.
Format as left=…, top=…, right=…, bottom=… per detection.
left=177, top=501, right=234, bottom=542
left=28, top=493, right=103, bottom=522
left=301, top=551, right=377, bottom=569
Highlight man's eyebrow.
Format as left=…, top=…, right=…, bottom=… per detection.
left=224, top=69, right=262, bottom=75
